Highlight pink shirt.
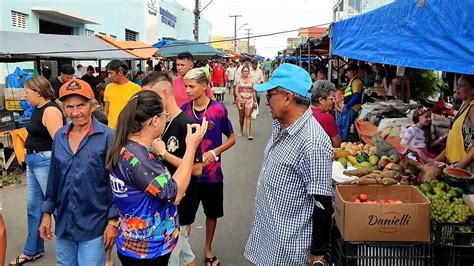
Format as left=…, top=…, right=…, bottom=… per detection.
left=173, top=76, right=214, bottom=108
left=311, top=106, right=338, bottom=138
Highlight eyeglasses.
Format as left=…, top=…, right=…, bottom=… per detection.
left=266, top=91, right=286, bottom=102
left=150, top=112, right=171, bottom=125
left=159, top=112, right=171, bottom=121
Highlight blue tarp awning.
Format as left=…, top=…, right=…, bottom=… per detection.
left=332, top=0, right=474, bottom=74
left=154, top=40, right=225, bottom=59
left=152, top=40, right=174, bottom=48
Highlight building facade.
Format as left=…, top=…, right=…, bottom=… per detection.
left=211, top=36, right=255, bottom=55
left=0, top=0, right=212, bottom=86
left=0, top=0, right=212, bottom=42
left=333, top=0, right=394, bottom=21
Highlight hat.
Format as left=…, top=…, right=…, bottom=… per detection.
left=58, top=79, right=94, bottom=101
left=254, top=63, right=312, bottom=98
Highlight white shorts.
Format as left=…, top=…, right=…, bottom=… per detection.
left=212, top=86, right=226, bottom=94
left=168, top=225, right=195, bottom=266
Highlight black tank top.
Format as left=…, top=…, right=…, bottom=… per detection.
left=25, top=101, right=66, bottom=151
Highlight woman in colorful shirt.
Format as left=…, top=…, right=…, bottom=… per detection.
left=235, top=66, right=256, bottom=139
left=105, top=90, right=207, bottom=266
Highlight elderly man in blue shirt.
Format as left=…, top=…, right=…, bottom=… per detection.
left=244, top=64, right=334, bottom=265
left=39, top=79, right=118, bottom=266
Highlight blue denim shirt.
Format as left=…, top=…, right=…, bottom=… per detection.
left=42, top=117, right=117, bottom=241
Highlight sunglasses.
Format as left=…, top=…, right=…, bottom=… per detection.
left=266, top=91, right=286, bottom=102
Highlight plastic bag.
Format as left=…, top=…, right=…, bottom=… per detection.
left=6, top=67, right=33, bottom=88
left=373, top=135, right=398, bottom=157
left=251, top=104, right=259, bottom=120
left=20, top=99, right=35, bottom=118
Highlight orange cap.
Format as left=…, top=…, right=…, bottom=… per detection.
left=58, top=79, right=94, bottom=101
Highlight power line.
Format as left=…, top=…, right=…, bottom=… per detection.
left=4, top=22, right=331, bottom=56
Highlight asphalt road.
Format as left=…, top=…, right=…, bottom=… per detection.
left=1, top=95, right=273, bottom=266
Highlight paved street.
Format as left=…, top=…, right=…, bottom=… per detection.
left=1, top=95, right=273, bottom=266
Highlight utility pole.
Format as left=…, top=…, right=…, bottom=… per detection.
left=245, top=29, right=252, bottom=54
left=193, top=0, right=200, bottom=41
left=194, top=0, right=213, bottom=41
left=229, top=15, right=241, bottom=52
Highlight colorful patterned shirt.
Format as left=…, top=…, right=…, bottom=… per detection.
left=181, top=99, right=234, bottom=183
left=110, top=141, right=179, bottom=259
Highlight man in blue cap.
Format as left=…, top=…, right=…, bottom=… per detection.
left=244, top=63, right=333, bottom=266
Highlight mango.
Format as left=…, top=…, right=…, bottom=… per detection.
left=368, top=155, right=379, bottom=166
left=347, top=155, right=358, bottom=166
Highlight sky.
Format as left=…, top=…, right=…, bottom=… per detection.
left=176, top=0, right=333, bottom=58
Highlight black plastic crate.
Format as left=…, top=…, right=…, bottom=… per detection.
left=332, top=227, right=433, bottom=266
left=433, top=246, right=474, bottom=266
left=0, top=111, right=15, bottom=131
left=431, top=221, right=474, bottom=247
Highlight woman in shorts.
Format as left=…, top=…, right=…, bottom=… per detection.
left=235, top=66, right=256, bottom=140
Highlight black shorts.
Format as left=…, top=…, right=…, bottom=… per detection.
left=178, top=177, right=198, bottom=225
left=195, top=182, right=224, bottom=219
left=118, top=252, right=170, bottom=266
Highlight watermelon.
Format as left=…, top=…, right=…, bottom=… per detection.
left=441, top=167, right=473, bottom=187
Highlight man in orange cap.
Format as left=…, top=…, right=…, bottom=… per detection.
left=39, top=79, right=119, bottom=266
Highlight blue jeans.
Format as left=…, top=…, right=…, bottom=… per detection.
left=56, top=236, right=105, bottom=266
left=23, top=151, right=51, bottom=257
left=336, top=108, right=358, bottom=141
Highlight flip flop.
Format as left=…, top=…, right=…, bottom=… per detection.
left=205, top=256, right=221, bottom=266
left=247, top=136, right=253, bottom=140
left=11, top=254, right=44, bottom=265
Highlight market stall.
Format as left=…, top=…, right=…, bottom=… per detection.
left=329, top=0, right=474, bottom=264
left=0, top=31, right=138, bottom=172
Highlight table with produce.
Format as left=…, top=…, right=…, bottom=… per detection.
left=331, top=140, right=474, bottom=265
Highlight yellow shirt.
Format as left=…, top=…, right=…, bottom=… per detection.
left=104, top=81, right=141, bottom=128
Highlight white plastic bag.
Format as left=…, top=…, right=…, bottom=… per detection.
left=251, top=104, right=259, bottom=120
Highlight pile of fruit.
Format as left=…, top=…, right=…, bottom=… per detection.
left=352, top=193, right=403, bottom=204
left=418, top=180, right=472, bottom=223
left=336, top=143, right=423, bottom=185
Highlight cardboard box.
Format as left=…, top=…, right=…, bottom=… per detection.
left=335, top=185, right=431, bottom=242
left=3, top=88, right=25, bottom=100
left=463, top=194, right=474, bottom=214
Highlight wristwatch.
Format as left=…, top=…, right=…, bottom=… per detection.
left=158, top=150, right=167, bottom=161
left=108, top=219, right=120, bottom=228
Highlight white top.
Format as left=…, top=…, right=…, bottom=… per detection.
left=401, top=125, right=427, bottom=149
left=250, top=67, right=264, bottom=84
left=226, top=66, right=236, bottom=81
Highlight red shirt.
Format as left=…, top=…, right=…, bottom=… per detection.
left=211, top=66, right=227, bottom=86
left=311, top=106, right=338, bottom=138
left=173, top=76, right=214, bottom=108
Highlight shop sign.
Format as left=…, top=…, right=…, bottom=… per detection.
left=148, top=0, right=158, bottom=16
left=160, top=7, right=177, bottom=28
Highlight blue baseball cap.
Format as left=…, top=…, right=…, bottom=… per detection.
left=254, top=63, right=312, bottom=98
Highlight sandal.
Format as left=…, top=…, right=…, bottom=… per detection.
left=247, top=136, right=253, bottom=140
left=10, top=254, right=44, bottom=265
left=205, top=256, right=221, bottom=266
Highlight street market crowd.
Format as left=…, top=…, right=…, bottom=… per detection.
left=0, top=51, right=474, bottom=266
